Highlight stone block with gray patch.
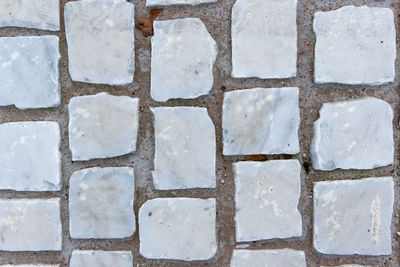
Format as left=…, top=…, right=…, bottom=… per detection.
left=147, top=0, right=216, bottom=7
left=70, top=250, right=133, bottom=267
left=230, top=249, right=306, bottom=267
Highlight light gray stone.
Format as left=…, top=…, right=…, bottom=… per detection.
left=69, top=167, right=135, bottom=239
left=230, top=249, right=306, bottom=267
left=311, top=97, right=394, bottom=170
left=314, top=177, right=394, bottom=255
left=223, top=87, right=300, bottom=155
left=0, top=36, right=60, bottom=109
left=139, top=198, right=217, bottom=261
left=70, top=250, right=132, bottom=267
left=233, top=160, right=302, bottom=241
left=68, top=93, right=139, bottom=161
left=65, top=0, right=135, bottom=85
left=147, top=0, right=216, bottom=7
left=0, top=0, right=59, bottom=31
left=232, top=0, right=297, bottom=78
left=152, top=107, right=216, bottom=189
left=0, top=198, right=61, bottom=251
left=0, top=121, right=61, bottom=191
left=314, top=6, right=396, bottom=85
left=151, top=18, right=218, bottom=101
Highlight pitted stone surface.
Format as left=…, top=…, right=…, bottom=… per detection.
left=0, top=198, right=61, bottom=251
left=0, top=36, right=60, bottom=109
left=69, top=167, right=135, bottom=239
left=233, top=160, right=302, bottom=241
left=139, top=198, right=217, bottom=261
left=147, top=0, right=216, bottom=6
left=230, top=249, right=306, bottom=267
left=151, top=18, right=218, bottom=101
left=0, top=121, right=61, bottom=191
left=152, top=107, right=216, bottom=189
left=313, top=177, right=394, bottom=255
left=314, top=6, right=396, bottom=85
left=65, top=0, right=135, bottom=85
left=232, top=0, right=297, bottom=78
left=70, top=250, right=133, bottom=267
left=68, top=93, right=139, bottom=161
left=311, top=97, right=394, bottom=170
left=223, top=87, right=300, bottom=155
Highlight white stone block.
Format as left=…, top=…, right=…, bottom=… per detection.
left=70, top=250, right=132, bottom=267
left=147, top=0, right=216, bottom=6
left=230, top=249, right=306, bottom=267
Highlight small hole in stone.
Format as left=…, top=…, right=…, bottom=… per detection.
left=148, top=212, right=152, bottom=217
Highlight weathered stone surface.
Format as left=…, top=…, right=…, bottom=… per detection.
left=151, top=18, right=217, bottom=101
left=0, top=36, right=60, bottom=109
left=233, top=160, right=302, bottom=241
left=152, top=107, right=216, bottom=189
left=0, top=199, right=61, bottom=251
left=68, top=93, right=139, bottom=161
left=311, top=98, right=394, bottom=170
left=232, top=0, right=297, bottom=78
left=70, top=250, right=133, bottom=267
left=230, top=249, right=306, bottom=267
left=314, top=177, right=394, bottom=255
left=314, top=6, right=396, bottom=85
left=139, top=198, right=217, bottom=260
left=69, top=167, right=135, bottom=239
left=0, top=121, right=61, bottom=191
left=223, top=87, right=300, bottom=155
left=0, top=0, right=59, bottom=31
left=147, top=0, right=216, bottom=7
left=65, top=0, right=135, bottom=85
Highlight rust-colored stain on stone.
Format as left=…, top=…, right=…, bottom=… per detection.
left=136, top=8, right=163, bottom=37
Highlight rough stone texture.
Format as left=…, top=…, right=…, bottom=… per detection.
left=70, top=250, right=133, bottom=267
left=311, top=97, right=394, bottom=170
left=0, top=198, right=61, bottom=251
left=151, top=18, right=218, bottom=101
left=0, top=36, right=60, bottom=109
left=139, top=198, right=217, bottom=261
left=233, top=160, right=302, bottom=241
left=147, top=0, right=216, bottom=7
left=230, top=249, right=306, bottom=267
left=64, top=0, right=135, bottom=85
left=314, top=177, right=394, bottom=256
left=314, top=6, right=396, bottom=85
left=152, top=107, right=216, bottom=189
left=68, top=93, right=139, bottom=161
left=0, top=121, right=61, bottom=191
left=231, top=0, right=297, bottom=79
left=69, top=167, right=135, bottom=239
left=223, top=87, right=300, bottom=155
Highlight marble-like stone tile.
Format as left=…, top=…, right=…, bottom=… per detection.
left=314, top=177, right=394, bottom=255
left=65, top=0, right=135, bottom=85
left=147, top=0, right=216, bottom=7
left=139, top=198, right=217, bottom=261
left=311, top=97, right=394, bottom=170
left=0, top=121, right=61, bottom=191
left=0, top=36, right=60, bottom=109
left=151, top=18, right=218, bottom=101
left=152, top=107, right=216, bottom=189
left=0, top=199, right=61, bottom=251
left=69, top=167, right=135, bottom=239
left=68, top=93, right=139, bottom=161
left=230, top=249, right=306, bottom=267
left=233, top=160, right=302, bottom=241
left=314, top=6, right=396, bottom=85
left=70, top=250, right=133, bottom=267
left=232, top=0, right=297, bottom=78
left=223, top=87, right=300, bottom=155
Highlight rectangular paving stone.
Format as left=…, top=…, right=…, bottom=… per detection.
left=147, top=0, right=216, bottom=7
left=230, top=249, right=306, bottom=267
left=70, top=250, right=133, bottom=267
left=0, top=198, right=62, bottom=251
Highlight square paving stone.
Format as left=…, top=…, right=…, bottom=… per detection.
left=147, top=0, right=216, bottom=7
left=69, top=167, right=135, bottom=239
left=230, top=249, right=306, bottom=267
left=313, top=177, right=394, bottom=255
left=70, top=250, right=133, bottom=267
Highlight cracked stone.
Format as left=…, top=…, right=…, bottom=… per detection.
left=147, top=0, right=216, bottom=7
left=70, top=250, right=133, bottom=267
left=230, top=249, right=306, bottom=267
left=151, top=18, right=218, bottom=101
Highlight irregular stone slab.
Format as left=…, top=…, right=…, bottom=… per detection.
left=0, top=121, right=61, bottom=191
left=70, top=250, right=132, bottom=267
left=232, top=0, right=297, bottom=78
left=0, top=198, right=61, bottom=251
left=0, top=36, right=60, bottom=109
left=69, top=167, right=135, bottom=239
left=311, top=98, right=394, bottom=170
left=68, top=93, right=139, bottom=161
left=65, top=0, right=135, bottom=85
left=230, top=249, right=306, bottom=267
left=314, top=6, right=396, bottom=85
left=139, top=198, right=217, bottom=260
left=152, top=107, right=216, bottom=189
left=223, top=87, right=300, bottom=155
left=0, top=0, right=59, bottom=31
left=233, top=160, right=302, bottom=241
left=314, top=177, right=394, bottom=255
left=151, top=18, right=218, bottom=101
left=147, top=0, right=216, bottom=7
